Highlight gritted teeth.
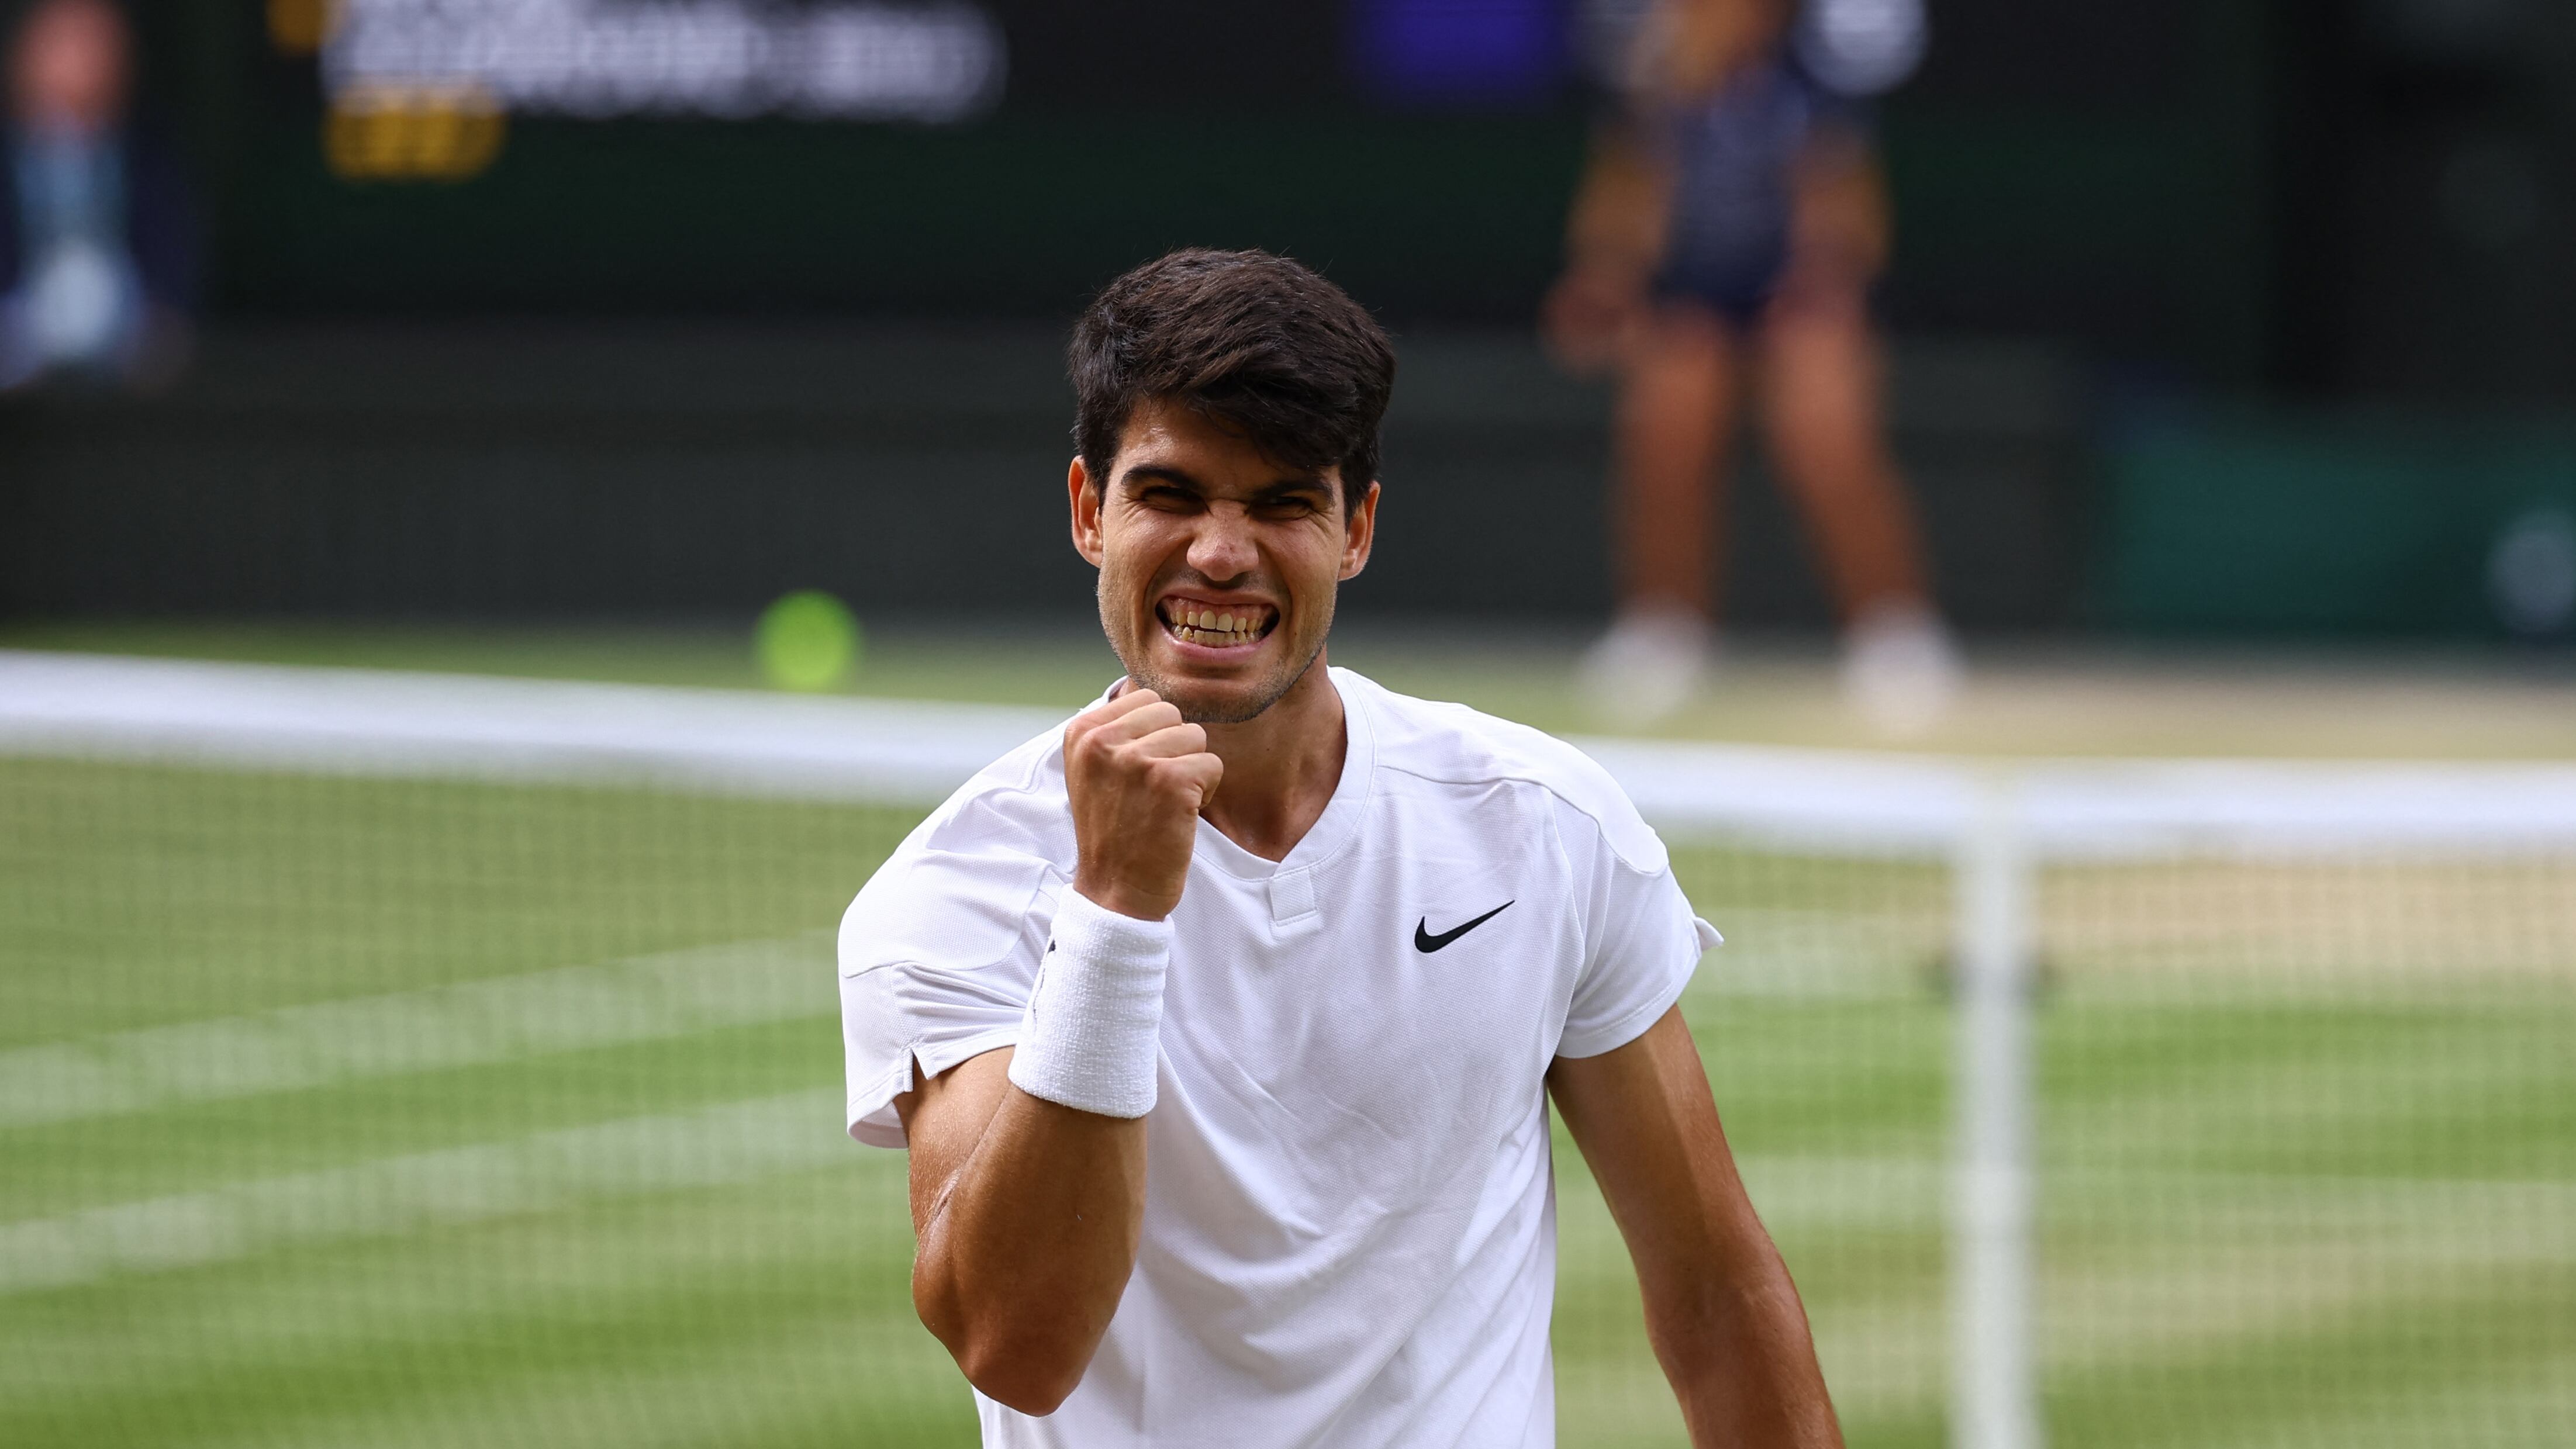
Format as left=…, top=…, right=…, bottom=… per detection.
left=1157, top=598, right=1278, bottom=648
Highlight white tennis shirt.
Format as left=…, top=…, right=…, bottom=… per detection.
left=841, top=667, right=1718, bottom=1448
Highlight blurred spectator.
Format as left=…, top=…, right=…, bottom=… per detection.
left=1548, top=0, right=1955, bottom=734
left=2, top=0, right=193, bottom=393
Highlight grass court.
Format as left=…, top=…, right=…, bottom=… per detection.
left=2, top=625, right=2570, bottom=1447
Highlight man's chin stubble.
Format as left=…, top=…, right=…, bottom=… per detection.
left=1124, top=635, right=1327, bottom=727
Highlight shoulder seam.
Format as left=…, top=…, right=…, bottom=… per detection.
left=1352, top=675, right=1666, bottom=874
left=1373, top=756, right=1665, bottom=876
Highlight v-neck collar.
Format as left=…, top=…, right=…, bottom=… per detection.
left=1085, top=668, right=1376, bottom=883
left=1192, top=666, right=1375, bottom=881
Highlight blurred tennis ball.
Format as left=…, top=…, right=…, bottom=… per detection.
left=755, top=590, right=861, bottom=692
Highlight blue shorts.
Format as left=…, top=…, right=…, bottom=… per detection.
left=1649, top=57, right=1871, bottom=326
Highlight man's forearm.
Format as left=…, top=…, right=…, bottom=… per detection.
left=911, top=1070, right=1147, bottom=1416
left=905, top=876, right=1175, bottom=1414
left=1654, top=1256, right=1845, bottom=1449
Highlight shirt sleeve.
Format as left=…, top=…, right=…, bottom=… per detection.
left=1554, top=796, right=1721, bottom=1060
left=838, top=840, right=1059, bottom=1148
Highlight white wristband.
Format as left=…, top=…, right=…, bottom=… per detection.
left=1007, top=888, right=1172, bottom=1118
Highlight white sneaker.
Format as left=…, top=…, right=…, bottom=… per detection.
left=1841, top=601, right=1960, bottom=740
left=1579, top=607, right=1714, bottom=727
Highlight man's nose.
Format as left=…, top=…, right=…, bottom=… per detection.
left=1186, top=506, right=1259, bottom=582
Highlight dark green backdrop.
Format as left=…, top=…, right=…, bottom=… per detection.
left=137, top=0, right=2278, bottom=387
left=45, top=1, right=2564, bottom=639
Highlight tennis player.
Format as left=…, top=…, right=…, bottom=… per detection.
left=841, top=249, right=1841, bottom=1447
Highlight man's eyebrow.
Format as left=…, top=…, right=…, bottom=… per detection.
left=1118, top=465, right=1204, bottom=491
left=1252, top=475, right=1334, bottom=499
left=1118, top=466, right=1331, bottom=499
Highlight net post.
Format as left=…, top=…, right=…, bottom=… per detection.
left=1949, top=769, right=2042, bottom=1449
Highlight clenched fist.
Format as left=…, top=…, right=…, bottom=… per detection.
left=1065, top=689, right=1224, bottom=922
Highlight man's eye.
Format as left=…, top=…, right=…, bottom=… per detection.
left=1139, top=487, right=1196, bottom=509
left=1258, top=497, right=1321, bottom=518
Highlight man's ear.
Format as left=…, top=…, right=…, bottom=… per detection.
left=1338, top=480, right=1380, bottom=582
left=1068, top=457, right=1106, bottom=568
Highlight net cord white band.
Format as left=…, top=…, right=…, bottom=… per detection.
left=1006, top=889, right=1170, bottom=1119
left=8, top=649, right=2576, bottom=858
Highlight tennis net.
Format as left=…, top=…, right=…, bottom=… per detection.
left=4, top=649, right=2571, bottom=1449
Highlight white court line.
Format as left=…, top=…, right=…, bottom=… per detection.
left=0, top=1089, right=848, bottom=1294
left=0, top=936, right=833, bottom=1129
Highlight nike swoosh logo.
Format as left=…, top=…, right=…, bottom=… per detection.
left=1415, top=901, right=1513, bottom=953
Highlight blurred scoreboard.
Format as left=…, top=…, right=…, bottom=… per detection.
left=303, top=0, right=1577, bottom=126
left=314, top=0, right=1010, bottom=128
left=165, top=0, right=2270, bottom=382
left=195, top=0, right=1591, bottom=314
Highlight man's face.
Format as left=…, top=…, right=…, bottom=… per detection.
left=1071, top=397, right=1377, bottom=725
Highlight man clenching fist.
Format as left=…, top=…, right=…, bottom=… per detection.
left=1063, top=689, right=1224, bottom=924
left=1002, top=688, right=1216, bottom=1123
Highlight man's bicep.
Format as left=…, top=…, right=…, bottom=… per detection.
left=895, top=1046, right=1016, bottom=1237
left=1548, top=1007, right=1769, bottom=1281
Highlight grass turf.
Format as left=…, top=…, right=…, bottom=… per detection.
left=4, top=753, right=2570, bottom=1447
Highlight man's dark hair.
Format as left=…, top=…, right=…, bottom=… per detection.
left=1069, top=249, right=1396, bottom=508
